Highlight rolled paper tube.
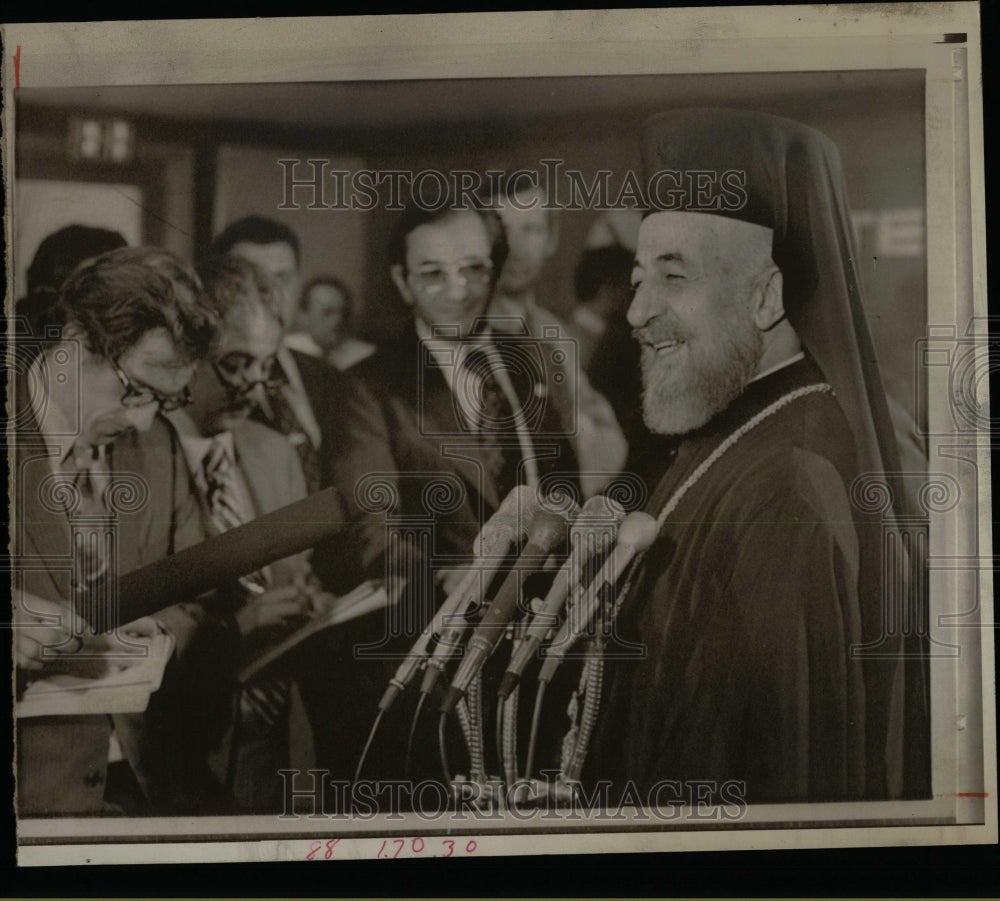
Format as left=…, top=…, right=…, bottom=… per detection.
left=115, top=487, right=346, bottom=626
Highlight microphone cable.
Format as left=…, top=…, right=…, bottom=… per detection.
left=438, top=710, right=453, bottom=787
left=404, top=692, right=427, bottom=781
left=500, top=688, right=519, bottom=787
left=523, top=679, right=548, bottom=782
left=353, top=708, right=385, bottom=784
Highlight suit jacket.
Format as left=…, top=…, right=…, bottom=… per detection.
left=302, top=325, right=581, bottom=781
left=250, top=347, right=344, bottom=461
left=158, top=416, right=310, bottom=813
left=318, top=326, right=581, bottom=589
left=12, top=371, right=204, bottom=817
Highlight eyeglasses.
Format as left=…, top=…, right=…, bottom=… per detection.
left=211, top=354, right=287, bottom=396
left=112, top=359, right=193, bottom=412
left=409, top=260, right=493, bottom=295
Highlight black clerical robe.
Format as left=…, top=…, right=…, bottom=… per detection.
left=588, top=356, right=882, bottom=804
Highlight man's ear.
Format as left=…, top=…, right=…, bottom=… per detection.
left=390, top=264, right=414, bottom=307
left=752, top=265, right=785, bottom=331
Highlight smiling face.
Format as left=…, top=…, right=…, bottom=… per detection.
left=187, top=300, right=283, bottom=436
left=390, top=211, right=494, bottom=340
left=74, top=327, right=196, bottom=447
left=628, top=211, right=773, bottom=435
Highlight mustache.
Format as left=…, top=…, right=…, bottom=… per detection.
left=633, top=322, right=687, bottom=345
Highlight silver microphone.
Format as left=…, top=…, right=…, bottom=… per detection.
left=499, top=495, right=626, bottom=698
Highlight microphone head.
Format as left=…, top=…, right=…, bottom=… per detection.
left=617, top=512, right=660, bottom=552
left=576, top=494, right=627, bottom=526
left=476, top=486, right=540, bottom=556
left=477, top=509, right=517, bottom=557
left=499, top=484, right=539, bottom=517
left=526, top=509, right=571, bottom=554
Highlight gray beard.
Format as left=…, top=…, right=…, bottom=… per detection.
left=640, top=316, right=763, bottom=436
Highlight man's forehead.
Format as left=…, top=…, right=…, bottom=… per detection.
left=219, top=304, right=281, bottom=353
left=230, top=240, right=297, bottom=272
left=125, top=327, right=187, bottom=369
left=405, top=213, right=490, bottom=263
left=308, top=284, right=346, bottom=306
left=637, top=211, right=773, bottom=263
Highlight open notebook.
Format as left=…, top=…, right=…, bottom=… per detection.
left=238, top=579, right=391, bottom=684
left=17, top=631, right=175, bottom=719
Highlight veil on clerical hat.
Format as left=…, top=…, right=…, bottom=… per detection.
left=639, top=108, right=929, bottom=799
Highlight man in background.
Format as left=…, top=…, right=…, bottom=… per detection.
left=488, top=183, right=628, bottom=498
left=212, top=216, right=338, bottom=494
left=287, top=274, right=376, bottom=371
left=307, top=200, right=584, bottom=784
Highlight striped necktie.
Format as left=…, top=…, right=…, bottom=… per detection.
left=201, top=437, right=289, bottom=735
left=68, top=445, right=112, bottom=604
left=202, top=437, right=250, bottom=534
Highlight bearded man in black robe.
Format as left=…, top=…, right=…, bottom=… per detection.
left=587, top=110, right=929, bottom=805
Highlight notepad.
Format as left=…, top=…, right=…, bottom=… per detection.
left=16, top=632, right=175, bottom=718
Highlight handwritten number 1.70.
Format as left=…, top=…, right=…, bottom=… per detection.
left=374, top=837, right=479, bottom=858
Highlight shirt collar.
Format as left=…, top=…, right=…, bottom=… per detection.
left=167, top=409, right=236, bottom=483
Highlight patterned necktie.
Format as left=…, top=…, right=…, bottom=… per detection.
left=201, top=437, right=289, bottom=732
left=202, top=438, right=251, bottom=535
left=465, top=346, right=522, bottom=501
left=68, top=445, right=112, bottom=608
left=265, top=386, right=322, bottom=495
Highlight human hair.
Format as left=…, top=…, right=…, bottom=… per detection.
left=27, top=224, right=128, bottom=297
left=210, top=215, right=301, bottom=266
left=18, top=225, right=129, bottom=336
left=196, top=254, right=281, bottom=328
left=53, top=246, right=220, bottom=365
left=387, top=203, right=508, bottom=277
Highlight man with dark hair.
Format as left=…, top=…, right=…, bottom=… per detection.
left=16, top=224, right=128, bottom=337
left=287, top=274, right=376, bottom=371
left=586, top=110, right=928, bottom=804
left=211, top=215, right=345, bottom=495
left=487, top=183, right=628, bottom=498
left=12, top=247, right=218, bottom=816
left=305, top=200, right=583, bottom=784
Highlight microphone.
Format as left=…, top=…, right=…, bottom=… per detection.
left=116, top=487, right=345, bottom=626
left=498, top=495, right=626, bottom=699
left=440, top=508, right=573, bottom=714
left=537, top=512, right=659, bottom=685
left=377, top=486, right=538, bottom=711
left=417, top=487, right=543, bottom=698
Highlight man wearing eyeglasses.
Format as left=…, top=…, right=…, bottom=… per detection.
left=13, top=248, right=219, bottom=817
left=211, top=216, right=348, bottom=496
left=304, top=200, right=582, bottom=786
left=163, top=254, right=345, bottom=813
